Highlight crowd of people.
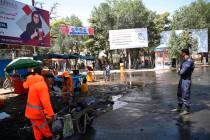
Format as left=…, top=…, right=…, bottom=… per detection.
left=17, top=67, right=91, bottom=140
left=2, top=48, right=195, bottom=139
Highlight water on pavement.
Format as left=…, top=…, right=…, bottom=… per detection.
left=70, top=67, right=210, bottom=140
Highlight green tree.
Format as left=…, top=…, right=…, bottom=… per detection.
left=148, top=12, right=171, bottom=49
left=168, top=30, right=198, bottom=66
left=177, top=31, right=198, bottom=52
left=172, top=0, right=210, bottom=48
left=65, top=15, right=82, bottom=27
left=111, top=0, right=150, bottom=29
left=89, top=2, right=114, bottom=58
left=89, top=0, right=171, bottom=67
left=168, top=29, right=179, bottom=60
left=89, top=0, right=158, bottom=64
left=50, top=15, right=83, bottom=53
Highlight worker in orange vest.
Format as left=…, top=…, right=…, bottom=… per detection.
left=80, top=78, right=89, bottom=95
left=23, top=67, right=44, bottom=89
left=25, top=73, right=55, bottom=140
left=62, top=71, right=74, bottom=96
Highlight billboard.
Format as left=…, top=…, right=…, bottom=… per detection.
left=60, top=25, right=94, bottom=36
left=160, top=29, right=208, bottom=53
left=109, top=28, right=148, bottom=50
left=0, top=0, right=50, bottom=47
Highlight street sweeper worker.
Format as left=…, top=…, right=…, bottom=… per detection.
left=25, top=73, right=55, bottom=140
left=62, top=71, right=74, bottom=96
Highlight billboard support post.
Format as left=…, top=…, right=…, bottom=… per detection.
left=128, top=50, right=131, bottom=70
left=32, top=0, right=36, bottom=55
left=32, top=0, right=35, bottom=6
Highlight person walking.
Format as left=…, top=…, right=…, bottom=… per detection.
left=104, top=63, right=111, bottom=82
left=172, top=48, right=194, bottom=115
left=25, top=74, right=55, bottom=140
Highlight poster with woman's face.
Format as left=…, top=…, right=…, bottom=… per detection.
left=0, top=0, right=50, bottom=47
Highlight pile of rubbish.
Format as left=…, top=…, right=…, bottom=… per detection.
left=0, top=83, right=128, bottom=139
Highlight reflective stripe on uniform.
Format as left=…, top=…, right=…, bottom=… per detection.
left=38, top=121, right=48, bottom=129
left=31, top=121, right=48, bottom=129
left=27, top=103, right=43, bottom=110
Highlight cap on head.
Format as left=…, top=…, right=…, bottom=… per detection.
left=62, top=71, right=70, bottom=77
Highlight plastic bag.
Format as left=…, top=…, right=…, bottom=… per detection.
left=63, top=114, right=74, bottom=138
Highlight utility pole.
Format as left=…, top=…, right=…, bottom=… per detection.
left=32, top=0, right=37, bottom=56
left=32, top=0, right=35, bottom=6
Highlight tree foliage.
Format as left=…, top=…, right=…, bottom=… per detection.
left=168, top=30, right=198, bottom=60
left=168, top=29, right=179, bottom=59
left=148, top=12, right=171, bottom=50
left=89, top=0, right=170, bottom=59
left=50, top=15, right=83, bottom=53
left=172, top=0, right=210, bottom=48
left=111, top=0, right=150, bottom=29
left=89, top=2, right=114, bottom=56
left=172, top=0, right=209, bottom=29
left=178, top=31, right=198, bottom=52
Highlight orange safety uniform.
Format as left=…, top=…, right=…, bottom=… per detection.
left=25, top=80, right=54, bottom=140
left=81, top=83, right=88, bottom=94
left=62, top=71, right=74, bottom=96
left=23, top=74, right=44, bottom=89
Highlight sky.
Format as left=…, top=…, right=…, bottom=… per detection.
left=17, top=0, right=203, bottom=26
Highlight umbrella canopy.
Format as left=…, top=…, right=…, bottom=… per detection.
left=5, top=57, right=41, bottom=72
left=80, top=55, right=95, bottom=61
left=34, top=53, right=95, bottom=60
left=33, top=53, right=80, bottom=60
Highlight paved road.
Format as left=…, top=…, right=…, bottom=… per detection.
left=70, top=67, right=210, bottom=140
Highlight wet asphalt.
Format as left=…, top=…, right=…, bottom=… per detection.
left=70, top=67, right=210, bottom=140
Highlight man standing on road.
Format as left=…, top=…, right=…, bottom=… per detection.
left=172, top=48, right=194, bottom=115
left=25, top=73, right=55, bottom=140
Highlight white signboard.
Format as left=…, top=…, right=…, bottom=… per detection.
left=109, top=28, right=148, bottom=50
left=160, top=29, right=208, bottom=53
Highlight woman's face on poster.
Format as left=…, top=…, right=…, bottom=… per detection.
left=33, top=13, right=40, bottom=24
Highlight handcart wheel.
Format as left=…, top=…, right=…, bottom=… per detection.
left=3, top=79, right=11, bottom=89
left=76, top=113, right=87, bottom=134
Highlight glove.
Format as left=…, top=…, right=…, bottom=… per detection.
left=46, top=115, right=54, bottom=124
